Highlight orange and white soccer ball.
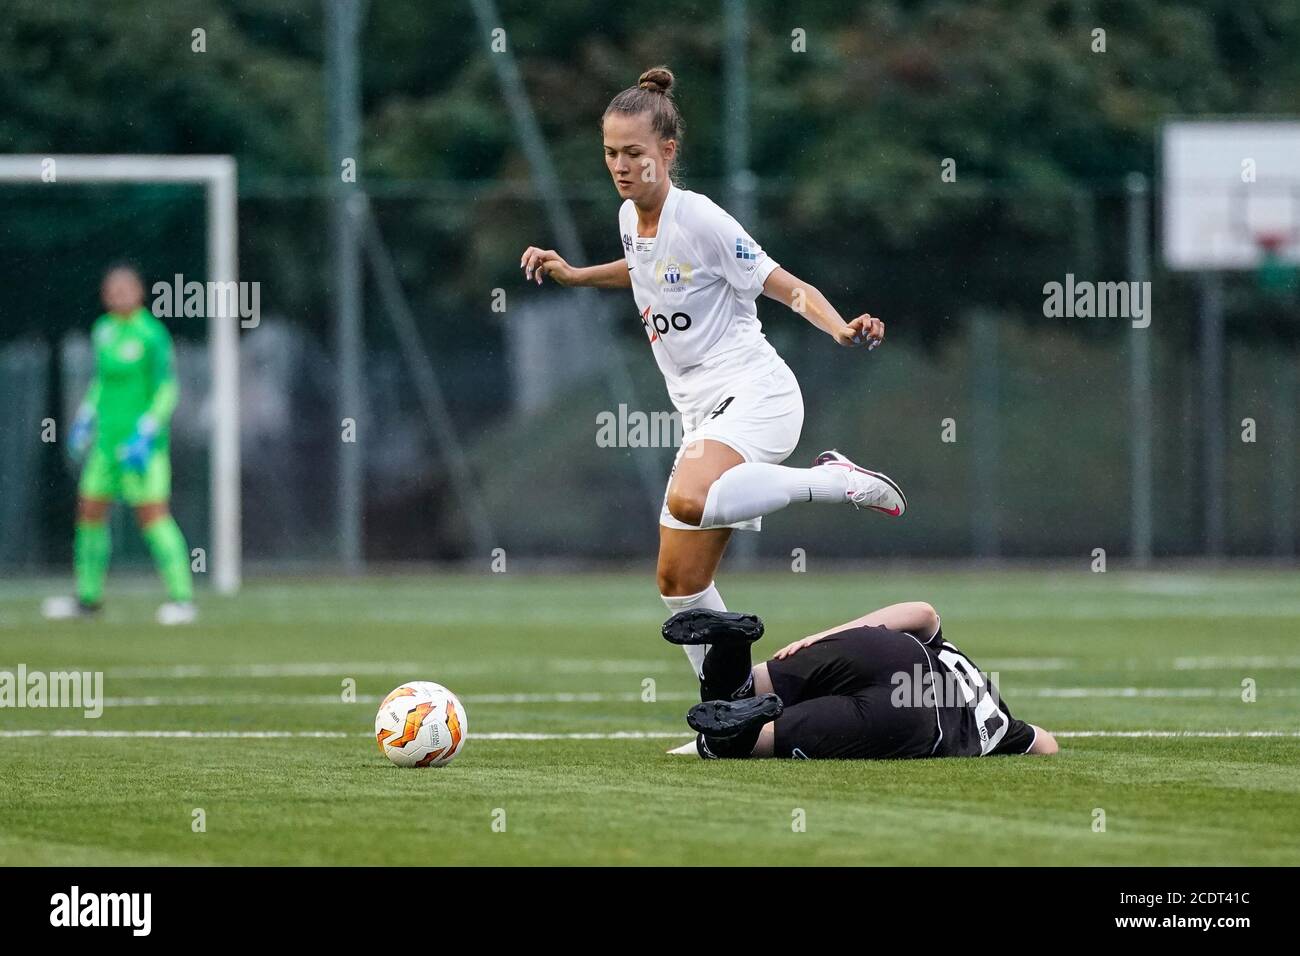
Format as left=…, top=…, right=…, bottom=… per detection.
left=375, top=681, right=468, bottom=767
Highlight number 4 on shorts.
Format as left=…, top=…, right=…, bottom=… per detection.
left=709, top=396, right=734, bottom=420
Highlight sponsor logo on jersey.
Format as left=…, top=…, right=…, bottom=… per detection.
left=734, top=236, right=758, bottom=261
left=641, top=305, right=657, bottom=343
left=640, top=307, right=693, bottom=341
left=117, top=339, right=144, bottom=362
left=622, top=232, right=632, bottom=251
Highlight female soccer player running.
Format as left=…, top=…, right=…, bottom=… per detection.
left=520, top=67, right=905, bottom=677
left=42, top=265, right=196, bottom=625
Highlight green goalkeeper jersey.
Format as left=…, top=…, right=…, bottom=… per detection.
left=83, top=308, right=178, bottom=450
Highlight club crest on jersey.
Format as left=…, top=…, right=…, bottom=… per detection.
left=655, top=258, right=693, bottom=291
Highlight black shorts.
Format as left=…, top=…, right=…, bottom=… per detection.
left=764, top=625, right=1036, bottom=759
left=764, top=627, right=942, bottom=759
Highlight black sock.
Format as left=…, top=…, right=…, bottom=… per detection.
left=700, top=642, right=754, bottom=703
left=695, top=639, right=759, bottom=758
left=699, top=726, right=762, bottom=759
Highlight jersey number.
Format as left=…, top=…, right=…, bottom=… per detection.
left=708, top=396, right=735, bottom=420
left=937, top=645, right=1007, bottom=755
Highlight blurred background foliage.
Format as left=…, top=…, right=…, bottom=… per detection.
left=1, top=0, right=1296, bottom=563
left=4, top=0, right=1298, bottom=343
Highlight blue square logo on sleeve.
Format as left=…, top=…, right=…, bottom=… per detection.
left=735, top=237, right=757, bottom=260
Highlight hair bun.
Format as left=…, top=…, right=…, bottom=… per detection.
left=638, top=66, right=675, bottom=94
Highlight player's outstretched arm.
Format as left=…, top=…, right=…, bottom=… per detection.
left=761, top=267, right=884, bottom=349
left=1026, top=725, right=1060, bottom=755
left=772, top=602, right=940, bottom=659
left=858, top=601, right=941, bottom=636
left=519, top=247, right=631, bottom=289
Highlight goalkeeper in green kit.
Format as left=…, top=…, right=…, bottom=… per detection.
left=43, top=266, right=197, bottom=625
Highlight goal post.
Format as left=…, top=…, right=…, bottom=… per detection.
left=0, top=154, right=241, bottom=594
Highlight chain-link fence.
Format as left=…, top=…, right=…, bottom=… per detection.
left=1, top=177, right=1296, bottom=569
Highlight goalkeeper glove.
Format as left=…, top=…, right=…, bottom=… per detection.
left=68, top=406, right=96, bottom=461
left=117, top=414, right=159, bottom=472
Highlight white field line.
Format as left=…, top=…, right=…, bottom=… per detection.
left=1174, top=656, right=1300, bottom=670
left=1053, top=731, right=1300, bottom=739
left=1020, top=687, right=1300, bottom=698
left=0, top=729, right=1296, bottom=741
left=97, top=692, right=700, bottom=707
left=85, top=687, right=1300, bottom=708
left=982, top=659, right=1075, bottom=671
left=5, top=654, right=1295, bottom=681
left=0, top=729, right=691, bottom=740
left=90, top=660, right=677, bottom=679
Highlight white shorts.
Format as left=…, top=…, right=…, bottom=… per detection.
left=660, top=360, right=805, bottom=532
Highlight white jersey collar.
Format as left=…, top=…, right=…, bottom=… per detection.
left=633, top=186, right=678, bottom=258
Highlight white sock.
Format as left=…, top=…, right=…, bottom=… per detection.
left=699, top=463, right=848, bottom=528
left=661, top=581, right=727, bottom=680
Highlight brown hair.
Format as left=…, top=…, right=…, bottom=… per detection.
left=603, top=66, right=684, bottom=170
left=102, top=262, right=143, bottom=282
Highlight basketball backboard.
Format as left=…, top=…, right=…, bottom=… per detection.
left=1161, top=119, right=1300, bottom=270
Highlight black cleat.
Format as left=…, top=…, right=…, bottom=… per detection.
left=662, top=609, right=764, bottom=647
left=687, top=693, right=784, bottom=738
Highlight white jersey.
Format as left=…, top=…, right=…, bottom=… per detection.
left=620, top=186, right=782, bottom=421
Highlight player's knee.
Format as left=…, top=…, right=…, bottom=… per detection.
left=656, top=568, right=674, bottom=595
left=918, top=602, right=940, bottom=635
left=78, top=498, right=110, bottom=523
left=656, top=564, right=710, bottom=598
left=134, top=503, right=168, bottom=528
left=666, top=488, right=705, bottom=527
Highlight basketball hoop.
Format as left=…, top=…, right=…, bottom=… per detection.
left=1255, top=229, right=1299, bottom=295
left=1162, top=120, right=1300, bottom=271
left=1255, top=231, right=1291, bottom=256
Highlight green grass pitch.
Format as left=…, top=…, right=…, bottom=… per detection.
left=1, top=569, right=1298, bottom=866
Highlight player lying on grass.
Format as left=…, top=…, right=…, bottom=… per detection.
left=662, top=602, right=1059, bottom=760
